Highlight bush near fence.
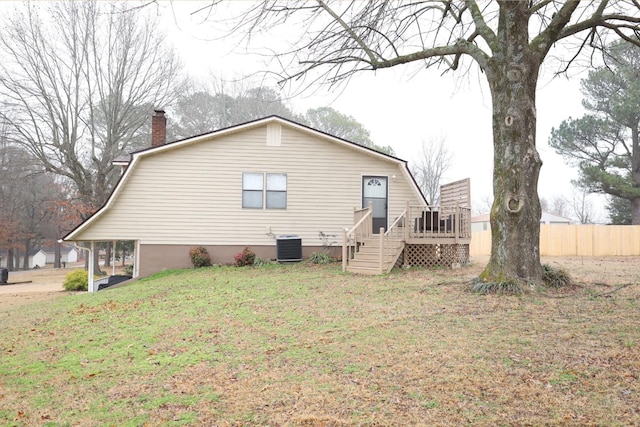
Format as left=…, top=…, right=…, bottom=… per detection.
left=471, top=225, right=640, bottom=257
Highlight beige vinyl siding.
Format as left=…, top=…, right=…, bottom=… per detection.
left=73, top=123, right=422, bottom=246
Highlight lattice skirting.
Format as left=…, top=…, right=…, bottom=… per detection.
left=403, top=244, right=469, bottom=268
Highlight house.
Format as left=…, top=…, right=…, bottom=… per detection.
left=471, top=211, right=572, bottom=232
left=65, top=113, right=471, bottom=288
left=0, top=249, right=47, bottom=269
left=29, top=249, right=47, bottom=269
left=43, top=245, right=79, bottom=264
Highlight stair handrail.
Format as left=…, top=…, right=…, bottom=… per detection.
left=342, top=206, right=373, bottom=271
left=379, top=209, right=407, bottom=273
left=385, top=209, right=406, bottom=237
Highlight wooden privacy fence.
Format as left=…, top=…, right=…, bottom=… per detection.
left=471, top=224, right=640, bottom=257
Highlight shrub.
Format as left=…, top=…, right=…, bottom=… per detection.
left=234, top=246, right=256, bottom=267
left=542, top=264, right=572, bottom=288
left=253, top=256, right=270, bottom=267
left=308, top=251, right=333, bottom=264
left=189, top=246, right=212, bottom=268
left=63, top=270, right=89, bottom=292
left=124, top=264, right=134, bottom=275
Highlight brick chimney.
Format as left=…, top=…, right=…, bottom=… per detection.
left=151, top=109, right=166, bottom=147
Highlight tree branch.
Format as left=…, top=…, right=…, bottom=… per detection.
left=316, top=0, right=379, bottom=65
left=465, top=0, right=498, bottom=52
left=530, top=0, right=582, bottom=59
left=528, top=0, right=555, bottom=15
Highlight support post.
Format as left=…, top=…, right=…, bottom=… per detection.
left=88, top=241, right=95, bottom=293
left=405, top=201, right=410, bottom=241
left=134, top=240, right=140, bottom=278
left=342, top=229, right=348, bottom=272
left=455, top=206, right=460, bottom=244
left=367, top=201, right=373, bottom=237
left=379, top=227, right=384, bottom=274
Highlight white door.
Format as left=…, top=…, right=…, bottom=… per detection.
left=362, top=176, right=388, bottom=233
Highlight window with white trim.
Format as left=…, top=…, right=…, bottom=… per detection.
left=266, top=173, right=287, bottom=208
left=242, top=172, right=287, bottom=209
left=242, top=173, right=264, bottom=208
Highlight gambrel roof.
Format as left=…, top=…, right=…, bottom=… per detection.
left=65, top=115, right=426, bottom=241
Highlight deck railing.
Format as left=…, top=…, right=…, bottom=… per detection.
left=407, top=204, right=471, bottom=241
left=343, top=204, right=471, bottom=273
left=342, top=205, right=373, bottom=271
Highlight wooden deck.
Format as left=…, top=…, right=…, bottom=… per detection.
left=343, top=179, right=471, bottom=275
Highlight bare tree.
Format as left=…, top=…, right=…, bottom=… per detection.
left=0, top=1, right=184, bottom=213
left=551, top=197, right=570, bottom=219
left=472, top=195, right=494, bottom=216
left=411, top=137, right=453, bottom=205
left=540, top=195, right=570, bottom=218
left=199, top=1, right=640, bottom=285
left=571, top=189, right=598, bottom=224
left=0, top=140, right=65, bottom=270
left=0, top=141, right=31, bottom=270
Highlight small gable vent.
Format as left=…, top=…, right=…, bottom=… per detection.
left=266, top=123, right=282, bottom=146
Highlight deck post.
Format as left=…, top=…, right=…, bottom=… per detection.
left=379, top=227, right=384, bottom=274
left=367, top=201, right=373, bottom=237
left=405, top=201, right=410, bottom=241
left=342, top=229, right=348, bottom=272
left=455, top=205, right=460, bottom=244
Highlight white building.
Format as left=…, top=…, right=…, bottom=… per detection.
left=471, top=211, right=572, bottom=232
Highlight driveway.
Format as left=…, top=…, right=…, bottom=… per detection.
left=0, top=265, right=76, bottom=310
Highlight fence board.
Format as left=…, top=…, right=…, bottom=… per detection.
left=471, top=225, right=640, bottom=257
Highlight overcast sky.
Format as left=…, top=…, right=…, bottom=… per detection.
left=0, top=1, right=595, bottom=218
left=155, top=2, right=594, bottom=216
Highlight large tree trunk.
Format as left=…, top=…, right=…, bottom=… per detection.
left=481, top=2, right=543, bottom=284
left=632, top=198, right=640, bottom=225
left=104, top=241, right=112, bottom=268
left=7, top=247, right=14, bottom=271
left=83, top=242, right=103, bottom=275
left=22, top=239, right=31, bottom=270
left=93, top=246, right=103, bottom=275
left=631, top=126, right=640, bottom=225
left=54, top=241, right=61, bottom=269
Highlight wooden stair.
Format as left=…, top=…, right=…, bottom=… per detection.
left=346, top=234, right=405, bottom=275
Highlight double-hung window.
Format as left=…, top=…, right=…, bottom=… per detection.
left=242, top=173, right=287, bottom=209
left=242, top=173, right=264, bottom=208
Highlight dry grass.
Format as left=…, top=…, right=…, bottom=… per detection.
left=0, top=256, right=638, bottom=426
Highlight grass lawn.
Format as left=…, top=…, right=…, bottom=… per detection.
left=0, top=259, right=638, bottom=426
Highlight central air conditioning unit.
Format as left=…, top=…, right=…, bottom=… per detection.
left=276, top=235, right=302, bottom=262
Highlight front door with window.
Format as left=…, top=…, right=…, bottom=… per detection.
left=362, top=176, right=388, bottom=233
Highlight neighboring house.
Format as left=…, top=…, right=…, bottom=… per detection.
left=29, top=249, right=47, bottom=269
left=471, top=211, right=572, bottom=232
left=0, top=249, right=47, bottom=269
left=65, top=114, right=432, bottom=279
left=43, top=245, right=79, bottom=264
